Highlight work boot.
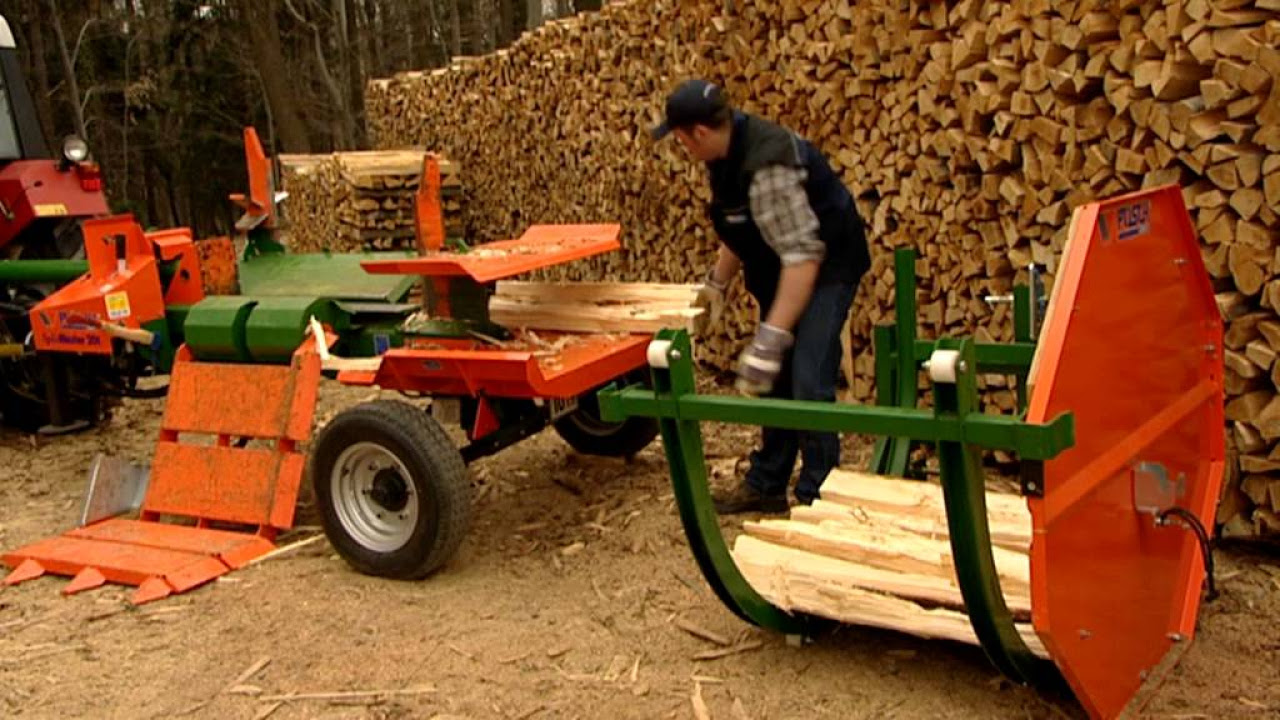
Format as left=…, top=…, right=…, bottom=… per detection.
left=713, top=483, right=789, bottom=515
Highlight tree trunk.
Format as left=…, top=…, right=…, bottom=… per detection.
left=20, top=0, right=56, bottom=147
left=497, top=0, right=516, bottom=47
left=345, top=0, right=367, bottom=146
left=577, top=0, right=602, bottom=10
left=44, top=0, right=88, bottom=141
left=555, top=0, right=571, bottom=18
left=238, top=0, right=311, bottom=153
left=446, top=0, right=462, bottom=57
left=362, top=0, right=381, bottom=77
left=526, top=0, right=541, bottom=30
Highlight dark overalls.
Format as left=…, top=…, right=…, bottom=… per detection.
left=706, top=110, right=871, bottom=502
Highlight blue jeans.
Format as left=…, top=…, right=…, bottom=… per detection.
left=745, top=280, right=858, bottom=503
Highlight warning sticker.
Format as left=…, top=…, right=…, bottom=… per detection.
left=33, top=203, right=68, bottom=217
left=105, top=292, right=131, bottom=320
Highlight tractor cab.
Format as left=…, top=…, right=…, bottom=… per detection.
left=0, top=13, right=107, bottom=257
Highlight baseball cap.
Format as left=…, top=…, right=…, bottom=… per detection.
left=650, top=79, right=730, bottom=140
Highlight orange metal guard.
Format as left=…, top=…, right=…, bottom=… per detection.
left=1024, top=185, right=1224, bottom=719
left=359, top=224, right=622, bottom=283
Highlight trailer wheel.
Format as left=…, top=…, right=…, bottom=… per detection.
left=553, top=372, right=659, bottom=458
left=310, top=400, right=472, bottom=580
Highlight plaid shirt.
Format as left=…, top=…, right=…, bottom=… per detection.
left=748, top=165, right=825, bottom=266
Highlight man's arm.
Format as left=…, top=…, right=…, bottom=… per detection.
left=748, top=165, right=824, bottom=333
left=709, top=245, right=741, bottom=287
left=766, top=260, right=820, bottom=331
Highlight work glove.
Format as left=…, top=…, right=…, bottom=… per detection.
left=693, top=271, right=727, bottom=335
left=735, top=323, right=793, bottom=396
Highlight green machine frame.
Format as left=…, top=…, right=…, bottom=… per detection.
left=597, top=248, right=1074, bottom=687
left=871, top=248, right=1047, bottom=477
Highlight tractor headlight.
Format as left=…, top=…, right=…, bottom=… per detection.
left=62, top=136, right=90, bottom=164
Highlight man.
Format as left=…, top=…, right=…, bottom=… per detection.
left=651, top=78, right=871, bottom=514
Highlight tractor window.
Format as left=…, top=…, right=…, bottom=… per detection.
left=0, top=69, right=20, bottom=159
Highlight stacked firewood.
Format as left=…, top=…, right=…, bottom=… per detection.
left=276, top=151, right=466, bottom=253
left=734, top=469, right=1044, bottom=654
left=362, top=0, right=1280, bottom=535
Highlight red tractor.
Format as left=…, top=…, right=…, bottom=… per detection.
left=0, top=14, right=113, bottom=432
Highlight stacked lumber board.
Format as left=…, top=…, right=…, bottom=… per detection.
left=362, top=0, right=1280, bottom=535
left=732, top=470, right=1046, bottom=655
left=277, top=150, right=466, bottom=253
left=489, top=281, right=706, bottom=334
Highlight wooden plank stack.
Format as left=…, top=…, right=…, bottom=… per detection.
left=733, top=470, right=1046, bottom=655
left=360, top=0, right=1280, bottom=536
left=277, top=150, right=466, bottom=253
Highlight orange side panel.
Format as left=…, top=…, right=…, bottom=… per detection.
left=1024, top=185, right=1224, bottom=720
left=143, top=444, right=302, bottom=530
left=284, top=352, right=323, bottom=441
left=161, top=357, right=319, bottom=441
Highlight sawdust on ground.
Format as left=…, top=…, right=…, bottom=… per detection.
left=0, top=381, right=1277, bottom=720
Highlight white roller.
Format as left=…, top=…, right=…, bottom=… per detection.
left=647, top=339, right=673, bottom=368
left=926, top=349, right=961, bottom=383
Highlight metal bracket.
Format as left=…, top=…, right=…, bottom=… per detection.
left=1019, top=459, right=1046, bottom=498
left=1132, top=461, right=1187, bottom=518
left=80, top=453, right=150, bottom=526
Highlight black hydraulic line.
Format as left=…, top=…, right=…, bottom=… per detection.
left=1157, top=506, right=1217, bottom=602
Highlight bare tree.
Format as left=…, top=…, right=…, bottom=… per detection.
left=236, top=0, right=312, bottom=153
left=44, top=0, right=88, bottom=140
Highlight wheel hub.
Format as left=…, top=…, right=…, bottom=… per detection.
left=331, top=442, right=420, bottom=552
left=369, top=468, right=409, bottom=512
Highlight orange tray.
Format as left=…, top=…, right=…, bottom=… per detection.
left=359, top=224, right=621, bottom=283
left=337, top=331, right=650, bottom=399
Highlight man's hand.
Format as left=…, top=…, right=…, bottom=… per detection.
left=735, top=323, right=794, bottom=396
left=694, top=272, right=727, bottom=335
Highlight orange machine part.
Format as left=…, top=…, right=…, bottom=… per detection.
left=1024, top=185, right=1224, bottom=720
left=229, top=126, right=275, bottom=230
left=359, top=224, right=622, bottom=283
left=337, top=331, right=650, bottom=399
left=29, top=215, right=167, bottom=354
left=2, top=345, right=323, bottom=604
left=416, top=154, right=446, bottom=253
left=147, top=227, right=206, bottom=307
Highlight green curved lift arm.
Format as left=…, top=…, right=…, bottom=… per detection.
left=598, top=329, right=1074, bottom=687
left=631, top=330, right=813, bottom=636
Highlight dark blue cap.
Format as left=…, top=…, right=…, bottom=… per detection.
left=651, top=78, right=729, bottom=140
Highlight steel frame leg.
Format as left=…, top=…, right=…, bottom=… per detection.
left=931, top=337, right=1055, bottom=685
left=648, top=332, right=812, bottom=635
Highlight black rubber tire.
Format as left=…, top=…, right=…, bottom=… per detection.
left=309, top=399, right=472, bottom=580
left=553, top=373, right=659, bottom=458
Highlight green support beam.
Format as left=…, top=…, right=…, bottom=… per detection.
left=0, top=260, right=88, bottom=284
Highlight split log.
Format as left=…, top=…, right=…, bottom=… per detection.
left=488, top=281, right=704, bottom=334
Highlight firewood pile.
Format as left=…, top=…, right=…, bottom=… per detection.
left=361, top=0, right=1280, bottom=536
left=276, top=150, right=465, bottom=253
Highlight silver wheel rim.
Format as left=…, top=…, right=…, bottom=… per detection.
left=331, top=442, right=419, bottom=552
